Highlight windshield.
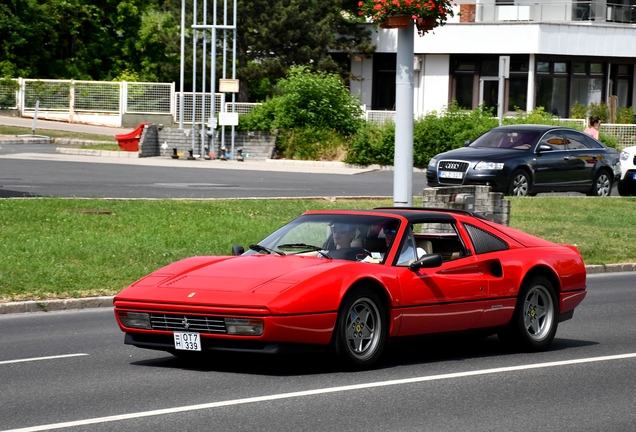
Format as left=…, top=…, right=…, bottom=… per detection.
left=469, top=130, right=541, bottom=150
left=245, top=214, right=402, bottom=263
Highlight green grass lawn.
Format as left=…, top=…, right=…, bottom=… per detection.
left=1, top=197, right=635, bottom=302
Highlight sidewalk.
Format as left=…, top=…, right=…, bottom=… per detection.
left=0, top=147, right=386, bottom=175
left=0, top=114, right=133, bottom=136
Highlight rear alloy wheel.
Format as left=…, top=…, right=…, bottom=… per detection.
left=508, top=170, right=531, bottom=196
left=588, top=171, right=612, bottom=196
left=334, top=288, right=387, bottom=369
left=499, top=275, right=558, bottom=352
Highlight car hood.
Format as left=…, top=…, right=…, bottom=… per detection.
left=114, top=255, right=354, bottom=312
left=435, top=146, right=528, bottom=162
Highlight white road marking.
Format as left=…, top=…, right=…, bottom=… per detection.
left=4, top=352, right=636, bottom=432
left=0, top=353, right=88, bottom=365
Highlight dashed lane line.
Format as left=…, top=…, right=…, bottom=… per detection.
left=0, top=353, right=88, bottom=365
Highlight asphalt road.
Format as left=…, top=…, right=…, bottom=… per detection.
left=0, top=144, right=425, bottom=199
left=0, top=143, right=621, bottom=199
left=1, top=272, right=635, bottom=432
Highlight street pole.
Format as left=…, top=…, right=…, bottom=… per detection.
left=393, top=24, right=415, bottom=207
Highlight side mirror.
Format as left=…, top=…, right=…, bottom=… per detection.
left=408, top=253, right=443, bottom=271
left=232, top=244, right=245, bottom=256
left=463, top=140, right=471, bottom=147
left=537, top=144, right=553, bottom=153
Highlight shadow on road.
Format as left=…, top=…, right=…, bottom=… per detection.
left=128, top=334, right=598, bottom=376
left=0, top=188, right=41, bottom=198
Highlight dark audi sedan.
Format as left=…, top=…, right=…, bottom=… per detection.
left=426, top=125, right=620, bottom=196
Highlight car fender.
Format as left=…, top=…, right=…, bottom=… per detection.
left=266, top=262, right=400, bottom=316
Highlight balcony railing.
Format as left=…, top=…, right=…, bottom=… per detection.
left=474, top=1, right=636, bottom=24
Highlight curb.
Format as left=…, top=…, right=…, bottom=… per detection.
left=1, top=264, right=634, bottom=315
left=0, top=296, right=114, bottom=315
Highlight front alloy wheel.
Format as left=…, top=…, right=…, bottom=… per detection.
left=499, top=275, right=558, bottom=352
left=334, top=288, right=386, bottom=369
left=509, top=170, right=531, bottom=196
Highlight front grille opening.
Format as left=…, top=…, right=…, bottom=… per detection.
left=438, top=160, right=469, bottom=185
left=149, top=313, right=227, bottom=334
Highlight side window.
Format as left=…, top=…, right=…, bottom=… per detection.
left=411, top=222, right=467, bottom=262
left=582, top=133, right=603, bottom=148
left=464, top=224, right=509, bottom=254
left=564, top=130, right=593, bottom=150
left=539, top=131, right=566, bottom=151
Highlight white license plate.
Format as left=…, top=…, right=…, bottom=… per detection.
left=174, top=332, right=201, bottom=351
left=439, top=171, right=463, bottom=179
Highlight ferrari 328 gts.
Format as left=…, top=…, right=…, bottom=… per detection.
left=114, top=208, right=587, bottom=369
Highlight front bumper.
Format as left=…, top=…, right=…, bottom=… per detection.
left=426, top=170, right=509, bottom=192
left=124, top=332, right=328, bottom=354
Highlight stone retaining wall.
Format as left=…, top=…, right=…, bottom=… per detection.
left=138, top=124, right=276, bottom=160
left=422, top=185, right=510, bottom=226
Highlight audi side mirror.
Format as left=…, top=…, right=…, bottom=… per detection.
left=537, top=144, right=553, bottom=153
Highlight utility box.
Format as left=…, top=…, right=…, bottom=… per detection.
left=455, top=194, right=475, bottom=212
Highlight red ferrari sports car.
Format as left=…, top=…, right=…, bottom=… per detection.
left=114, top=207, right=587, bottom=368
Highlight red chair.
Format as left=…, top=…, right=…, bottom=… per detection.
left=116, top=122, right=152, bottom=152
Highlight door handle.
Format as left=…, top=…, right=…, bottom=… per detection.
left=563, top=156, right=569, bottom=160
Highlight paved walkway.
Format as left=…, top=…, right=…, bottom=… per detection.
left=0, top=114, right=133, bottom=136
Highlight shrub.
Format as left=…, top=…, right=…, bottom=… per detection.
left=238, top=66, right=364, bottom=138
left=276, top=127, right=348, bottom=161
left=344, top=121, right=396, bottom=167
left=570, top=101, right=587, bottom=119
left=616, top=106, right=634, bottom=124
left=345, top=101, right=497, bottom=168
left=588, top=102, right=609, bottom=122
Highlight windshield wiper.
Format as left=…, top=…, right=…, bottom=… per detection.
left=248, top=244, right=285, bottom=255
left=277, top=243, right=332, bottom=259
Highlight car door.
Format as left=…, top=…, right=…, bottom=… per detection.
left=564, top=130, right=603, bottom=188
left=394, top=221, right=487, bottom=336
left=533, top=130, right=572, bottom=189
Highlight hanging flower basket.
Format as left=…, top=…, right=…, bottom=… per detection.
left=358, top=0, right=457, bottom=36
left=415, top=16, right=436, bottom=32
left=380, top=15, right=412, bottom=29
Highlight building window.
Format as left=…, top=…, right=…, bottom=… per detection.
left=572, top=61, right=604, bottom=107
left=535, top=61, right=568, bottom=117
left=614, top=64, right=633, bottom=108
left=453, top=60, right=475, bottom=109
left=508, top=77, right=528, bottom=111
left=372, top=54, right=396, bottom=110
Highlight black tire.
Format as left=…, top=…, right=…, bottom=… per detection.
left=617, top=181, right=636, bottom=197
left=498, top=275, right=558, bottom=352
left=334, top=287, right=387, bottom=369
left=588, top=170, right=612, bottom=196
left=508, top=169, right=532, bottom=196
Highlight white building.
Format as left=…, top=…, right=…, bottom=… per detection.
left=350, top=0, right=636, bottom=118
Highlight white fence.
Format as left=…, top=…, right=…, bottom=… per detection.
left=0, top=78, right=174, bottom=127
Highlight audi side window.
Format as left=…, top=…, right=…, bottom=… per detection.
left=564, top=131, right=592, bottom=150
left=539, top=131, right=566, bottom=151
left=582, top=134, right=603, bottom=148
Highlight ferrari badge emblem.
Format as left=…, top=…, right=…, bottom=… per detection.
left=188, top=292, right=196, bottom=298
